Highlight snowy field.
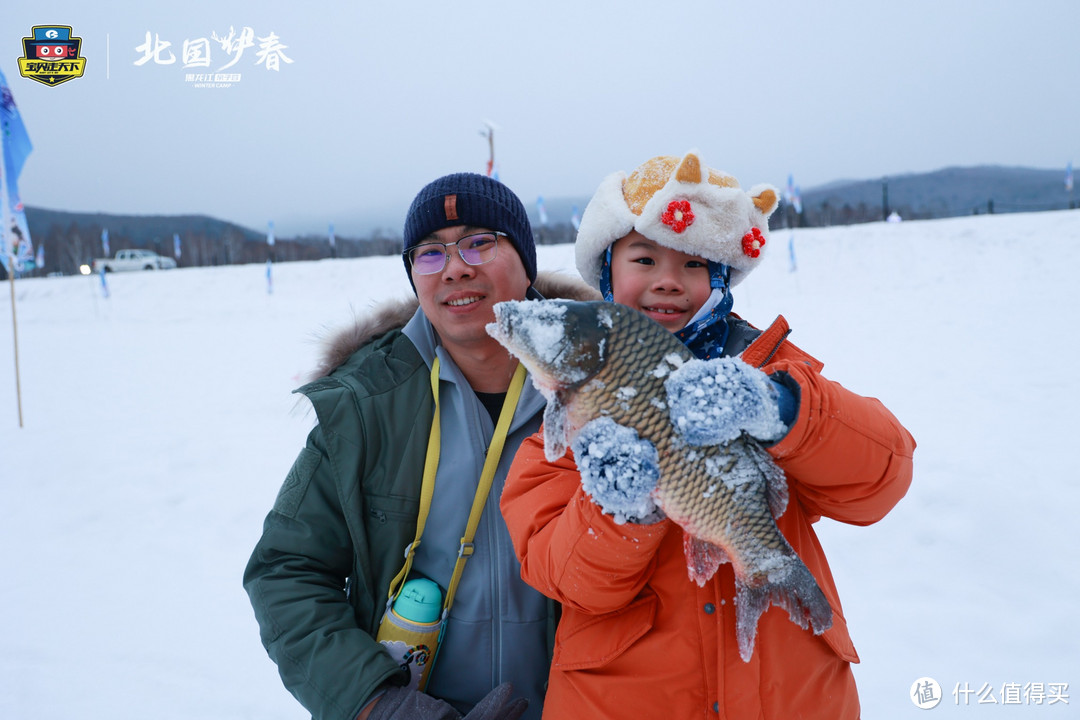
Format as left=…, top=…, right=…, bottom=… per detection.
left=2, top=209, right=1078, bottom=718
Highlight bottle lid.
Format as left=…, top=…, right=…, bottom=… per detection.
left=394, top=578, right=443, bottom=623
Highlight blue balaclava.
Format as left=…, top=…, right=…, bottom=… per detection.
left=598, top=246, right=733, bottom=360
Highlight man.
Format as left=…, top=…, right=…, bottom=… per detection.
left=244, top=173, right=596, bottom=720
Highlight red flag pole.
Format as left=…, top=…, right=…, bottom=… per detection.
left=480, top=121, right=496, bottom=177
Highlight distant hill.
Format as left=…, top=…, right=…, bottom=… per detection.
left=24, top=206, right=264, bottom=248
left=16, top=165, right=1076, bottom=277
left=18, top=207, right=401, bottom=276
left=788, top=165, right=1074, bottom=226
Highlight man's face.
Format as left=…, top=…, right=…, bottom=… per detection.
left=410, top=225, right=531, bottom=358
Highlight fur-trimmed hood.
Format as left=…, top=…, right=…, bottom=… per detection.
left=310, top=271, right=601, bottom=381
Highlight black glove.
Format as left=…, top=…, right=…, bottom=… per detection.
left=365, top=685, right=460, bottom=720
left=462, top=683, right=528, bottom=720
left=366, top=683, right=527, bottom=720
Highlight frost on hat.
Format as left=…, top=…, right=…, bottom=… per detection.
left=575, top=152, right=779, bottom=288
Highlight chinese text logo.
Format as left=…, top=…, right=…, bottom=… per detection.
left=134, top=26, right=293, bottom=88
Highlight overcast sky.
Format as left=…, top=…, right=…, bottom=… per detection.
left=2, top=0, right=1077, bottom=236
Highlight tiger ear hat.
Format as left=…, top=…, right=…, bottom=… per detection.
left=575, top=151, right=779, bottom=288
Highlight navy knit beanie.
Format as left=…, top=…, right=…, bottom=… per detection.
left=403, top=173, right=536, bottom=288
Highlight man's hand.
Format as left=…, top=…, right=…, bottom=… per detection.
left=462, top=683, right=528, bottom=720
left=363, top=685, right=459, bottom=720
left=362, top=683, right=528, bottom=720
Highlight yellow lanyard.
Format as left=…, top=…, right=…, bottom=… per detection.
left=384, top=357, right=528, bottom=616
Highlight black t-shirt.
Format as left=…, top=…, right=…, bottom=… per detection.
left=473, top=391, right=507, bottom=424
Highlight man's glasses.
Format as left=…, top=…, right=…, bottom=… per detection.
left=404, top=231, right=506, bottom=275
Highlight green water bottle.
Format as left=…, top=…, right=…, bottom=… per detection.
left=376, top=578, right=444, bottom=691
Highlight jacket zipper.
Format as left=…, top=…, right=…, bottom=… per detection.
left=756, top=328, right=792, bottom=369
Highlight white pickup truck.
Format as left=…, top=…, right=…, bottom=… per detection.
left=92, top=249, right=178, bottom=273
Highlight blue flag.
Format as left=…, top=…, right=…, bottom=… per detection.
left=1067, top=162, right=1074, bottom=193
left=1, top=67, right=32, bottom=206
left=785, top=173, right=802, bottom=214
left=102, top=228, right=110, bottom=257
left=1, top=66, right=34, bottom=274
left=173, top=232, right=181, bottom=260
left=537, top=196, right=548, bottom=226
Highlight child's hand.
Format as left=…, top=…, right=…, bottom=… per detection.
left=572, top=418, right=664, bottom=524
left=665, top=357, right=789, bottom=446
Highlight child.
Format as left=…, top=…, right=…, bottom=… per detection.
left=500, top=152, right=915, bottom=719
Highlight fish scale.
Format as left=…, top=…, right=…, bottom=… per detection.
left=487, top=299, right=833, bottom=661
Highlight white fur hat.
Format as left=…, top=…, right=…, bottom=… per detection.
left=575, top=152, right=780, bottom=288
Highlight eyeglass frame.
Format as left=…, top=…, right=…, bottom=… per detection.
left=403, top=231, right=509, bottom=275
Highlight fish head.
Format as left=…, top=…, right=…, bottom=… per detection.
left=487, top=299, right=611, bottom=393
left=488, top=299, right=616, bottom=459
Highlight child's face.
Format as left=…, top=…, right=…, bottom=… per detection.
left=610, top=231, right=712, bottom=332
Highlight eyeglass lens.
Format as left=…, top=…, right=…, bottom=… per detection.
left=409, top=234, right=499, bottom=274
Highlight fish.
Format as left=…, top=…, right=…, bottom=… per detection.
left=486, top=299, right=832, bottom=661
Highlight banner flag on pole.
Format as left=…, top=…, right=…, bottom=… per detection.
left=1, top=66, right=32, bottom=201
left=1066, top=162, right=1074, bottom=193
left=2, top=65, right=33, bottom=425
left=328, top=223, right=336, bottom=249
left=537, top=196, right=548, bottom=226
left=1, top=66, right=34, bottom=275
left=173, top=233, right=181, bottom=260
left=570, top=205, right=581, bottom=231
left=35, top=242, right=43, bottom=270
left=101, top=227, right=110, bottom=257
left=785, top=173, right=803, bottom=214
left=266, top=221, right=274, bottom=293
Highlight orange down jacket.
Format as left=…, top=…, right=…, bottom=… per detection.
left=500, top=315, right=915, bottom=719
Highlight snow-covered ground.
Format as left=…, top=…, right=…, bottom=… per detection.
left=2, top=209, right=1077, bottom=718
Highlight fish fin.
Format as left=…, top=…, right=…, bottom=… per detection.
left=744, top=438, right=789, bottom=518
left=771, top=557, right=833, bottom=637
left=542, top=393, right=569, bottom=461
left=733, top=557, right=833, bottom=662
left=683, top=533, right=730, bottom=587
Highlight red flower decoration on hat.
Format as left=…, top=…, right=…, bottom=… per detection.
left=741, top=228, right=766, bottom=258
left=661, top=200, right=695, bottom=234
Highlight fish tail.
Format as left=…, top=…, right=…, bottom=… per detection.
left=734, top=559, right=833, bottom=662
